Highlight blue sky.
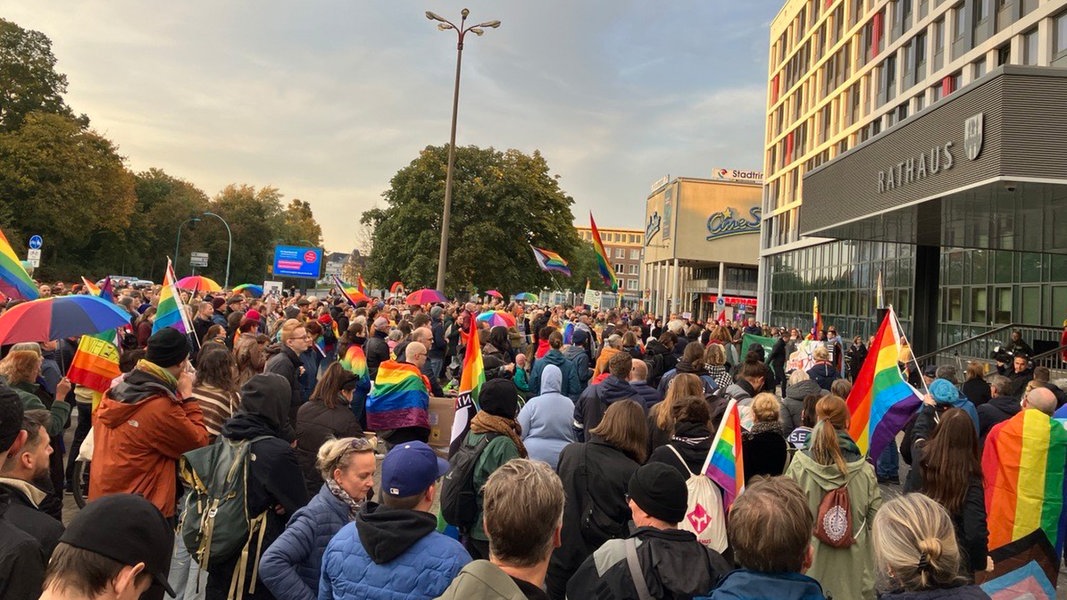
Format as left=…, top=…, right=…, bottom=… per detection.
left=5, top=1, right=781, bottom=252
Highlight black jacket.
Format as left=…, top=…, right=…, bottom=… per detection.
left=0, top=487, right=46, bottom=600
left=648, top=422, right=712, bottom=476
left=767, top=337, right=788, bottom=382
left=566, top=527, right=730, bottom=600
left=0, top=480, right=62, bottom=561
left=265, top=346, right=304, bottom=411
left=573, top=375, right=636, bottom=442
left=429, top=319, right=447, bottom=360
left=741, top=426, right=789, bottom=483
left=846, top=342, right=868, bottom=379
left=643, top=340, right=677, bottom=388
left=977, top=395, right=1021, bottom=439
left=295, top=399, right=363, bottom=498
left=807, top=362, right=838, bottom=391
left=547, top=441, right=639, bottom=600
left=960, top=378, right=991, bottom=408
left=364, top=332, right=391, bottom=381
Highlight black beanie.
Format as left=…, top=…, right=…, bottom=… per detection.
left=628, top=463, right=688, bottom=524
left=479, top=378, right=519, bottom=419
left=146, top=328, right=190, bottom=368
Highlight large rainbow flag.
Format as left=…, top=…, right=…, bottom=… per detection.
left=845, top=306, right=923, bottom=458
left=449, top=321, right=485, bottom=456
left=66, top=333, right=121, bottom=393
left=340, top=344, right=368, bottom=379
left=334, top=275, right=369, bottom=306
left=153, top=258, right=193, bottom=335
left=81, top=276, right=114, bottom=303
left=983, top=408, right=1067, bottom=555
left=365, top=360, right=431, bottom=431
left=0, top=229, right=38, bottom=301
left=530, top=245, right=572, bottom=277
left=702, top=398, right=745, bottom=510
left=589, top=213, right=618, bottom=291
left=357, top=273, right=368, bottom=295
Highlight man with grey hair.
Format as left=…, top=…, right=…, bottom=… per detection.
left=436, top=459, right=563, bottom=600
left=978, top=374, right=1021, bottom=439
left=364, top=316, right=392, bottom=381
left=406, top=329, right=444, bottom=396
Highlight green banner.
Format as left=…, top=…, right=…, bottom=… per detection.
left=741, top=333, right=777, bottom=362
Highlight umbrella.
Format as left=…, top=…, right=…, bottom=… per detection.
left=514, top=292, right=538, bottom=302
left=476, top=310, right=516, bottom=328
left=0, top=295, right=134, bottom=344
left=485, top=289, right=503, bottom=299
left=405, top=289, right=447, bottom=305
left=232, top=284, right=264, bottom=297
left=176, top=276, right=221, bottom=293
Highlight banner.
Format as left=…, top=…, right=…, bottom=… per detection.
left=740, top=333, right=776, bottom=361
left=786, top=340, right=823, bottom=374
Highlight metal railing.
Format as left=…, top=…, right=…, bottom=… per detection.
left=914, top=323, right=1065, bottom=375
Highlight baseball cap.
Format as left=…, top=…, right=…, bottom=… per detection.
left=381, top=441, right=449, bottom=497
left=60, top=494, right=176, bottom=597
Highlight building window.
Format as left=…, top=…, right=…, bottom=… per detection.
left=628, top=264, right=639, bottom=275
left=1057, top=12, right=1067, bottom=61
left=897, top=102, right=908, bottom=121
left=915, top=31, right=927, bottom=77
left=954, top=4, right=967, bottom=40
left=614, top=264, right=624, bottom=274
left=1023, top=28, right=1038, bottom=65
left=901, top=0, right=913, bottom=31
left=915, top=92, right=925, bottom=112
left=884, top=54, right=897, bottom=102
left=614, top=247, right=625, bottom=259
left=973, top=58, right=986, bottom=79
left=997, top=43, right=1011, bottom=65
left=629, top=249, right=640, bottom=260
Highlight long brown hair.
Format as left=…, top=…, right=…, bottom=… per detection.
left=590, top=399, right=648, bottom=463
left=655, top=373, right=704, bottom=431
left=810, top=395, right=850, bottom=476
left=918, top=408, right=982, bottom=515
left=310, top=362, right=360, bottom=410
left=194, top=346, right=239, bottom=394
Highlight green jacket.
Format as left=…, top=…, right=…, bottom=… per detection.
left=11, top=381, right=70, bottom=438
left=466, top=431, right=521, bottom=542
left=435, top=560, right=527, bottom=600
left=785, top=448, right=882, bottom=600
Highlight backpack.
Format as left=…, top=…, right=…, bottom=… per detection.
left=665, top=445, right=728, bottom=552
left=441, top=433, right=499, bottom=531
left=814, top=485, right=856, bottom=548
left=179, top=436, right=270, bottom=592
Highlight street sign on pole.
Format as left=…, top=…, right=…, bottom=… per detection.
left=190, top=252, right=209, bottom=268
left=26, top=248, right=41, bottom=267
left=28, top=235, right=42, bottom=250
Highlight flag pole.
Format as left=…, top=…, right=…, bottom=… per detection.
left=889, top=305, right=929, bottom=396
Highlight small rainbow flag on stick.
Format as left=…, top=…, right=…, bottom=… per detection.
left=703, top=398, right=745, bottom=510
left=0, top=229, right=38, bottom=301
left=530, top=245, right=571, bottom=277
left=340, top=344, right=368, bottom=379
left=153, top=258, right=193, bottom=335
left=845, top=306, right=924, bottom=459
left=66, top=333, right=121, bottom=393
left=334, top=275, right=369, bottom=306
left=983, top=408, right=1067, bottom=555
left=589, top=213, right=618, bottom=291
left=449, top=321, right=485, bottom=456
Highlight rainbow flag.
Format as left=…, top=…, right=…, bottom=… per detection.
left=561, top=321, right=575, bottom=346
left=589, top=213, right=618, bottom=291
left=153, top=258, right=193, bottom=335
left=0, top=229, right=38, bottom=301
left=812, top=296, right=823, bottom=339
left=845, top=307, right=923, bottom=458
left=66, top=334, right=121, bottom=393
left=702, top=398, right=744, bottom=510
left=334, top=275, right=369, bottom=306
left=366, top=360, right=431, bottom=431
left=331, top=320, right=341, bottom=340
left=340, top=344, right=368, bottom=379
left=449, top=321, right=485, bottom=456
left=81, top=277, right=101, bottom=297
left=357, top=273, right=367, bottom=295
left=313, top=335, right=326, bottom=357
left=530, top=245, right=572, bottom=277
left=983, top=408, right=1067, bottom=555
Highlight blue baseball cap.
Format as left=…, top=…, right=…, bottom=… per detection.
left=381, top=441, right=450, bottom=497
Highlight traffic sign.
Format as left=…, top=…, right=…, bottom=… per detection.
left=28, top=235, right=42, bottom=250
left=190, top=252, right=209, bottom=268
left=27, top=249, right=41, bottom=261
left=716, top=297, right=725, bottom=307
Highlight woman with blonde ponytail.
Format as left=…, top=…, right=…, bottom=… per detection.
left=872, top=493, right=988, bottom=598
left=785, top=395, right=882, bottom=600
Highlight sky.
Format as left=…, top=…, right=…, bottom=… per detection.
left=5, top=1, right=782, bottom=253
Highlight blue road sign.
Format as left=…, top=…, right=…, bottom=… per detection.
left=28, top=235, right=42, bottom=250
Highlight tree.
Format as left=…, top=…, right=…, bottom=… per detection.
left=363, top=145, right=583, bottom=296
left=127, top=169, right=210, bottom=281
left=280, top=199, right=323, bottom=247
left=199, top=185, right=286, bottom=285
left=0, top=19, right=85, bottom=132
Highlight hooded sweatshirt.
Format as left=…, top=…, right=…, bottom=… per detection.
left=562, top=345, right=592, bottom=394
left=573, top=375, right=638, bottom=442
left=530, top=349, right=580, bottom=399
left=517, top=365, right=576, bottom=469
left=781, top=379, right=826, bottom=436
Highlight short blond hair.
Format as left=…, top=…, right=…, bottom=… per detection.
left=316, top=437, right=375, bottom=481
left=280, top=319, right=305, bottom=343
left=483, top=459, right=564, bottom=567
left=788, top=369, right=810, bottom=385
left=813, top=345, right=829, bottom=361
left=751, top=393, right=780, bottom=423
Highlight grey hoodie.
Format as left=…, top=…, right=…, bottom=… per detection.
left=517, top=365, right=576, bottom=468
left=781, top=379, right=827, bottom=436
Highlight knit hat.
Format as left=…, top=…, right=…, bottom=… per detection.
left=430, top=306, right=443, bottom=319
left=226, top=295, right=244, bottom=305
left=245, top=309, right=262, bottom=322
left=317, top=313, right=332, bottom=325
left=929, top=378, right=958, bottom=404
left=211, top=297, right=226, bottom=310
left=145, top=328, right=190, bottom=368
left=627, top=462, right=687, bottom=524
left=479, top=378, right=519, bottom=419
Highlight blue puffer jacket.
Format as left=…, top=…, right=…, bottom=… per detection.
left=704, top=569, right=826, bottom=599
left=318, top=502, right=471, bottom=600
left=260, top=484, right=353, bottom=600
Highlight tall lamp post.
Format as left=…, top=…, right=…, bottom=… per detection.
left=201, top=212, right=233, bottom=289
left=174, top=216, right=201, bottom=273
left=426, top=9, right=500, bottom=293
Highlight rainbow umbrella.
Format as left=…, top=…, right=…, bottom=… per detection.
left=0, top=295, right=134, bottom=344
left=405, top=289, right=447, bottom=305
left=476, top=310, right=517, bottom=328
left=176, top=275, right=222, bottom=293
left=485, top=289, right=503, bottom=299
left=232, top=283, right=263, bottom=297
left=514, top=292, right=538, bottom=302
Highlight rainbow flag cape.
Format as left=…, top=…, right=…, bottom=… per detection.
left=449, top=321, right=485, bottom=456
left=845, top=307, right=923, bottom=458
left=702, top=398, right=744, bottom=510
left=0, top=229, right=38, bottom=301
left=530, top=245, right=572, bottom=277
left=589, top=213, right=618, bottom=291
left=983, top=408, right=1067, bottom=555
left=153, top=258, right=193, bottom=335
left=331, top=320, right=341, bottom=340
left=365, top=360, right=431, bottom=431
left=66, top=334, right=121, bottom=393
left=334, top=275, right=369, bottom=306
left=340, top=344, right=368, bottom=379
left=812, top=296, right=823, bottom=339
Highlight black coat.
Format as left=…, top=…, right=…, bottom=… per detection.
left=960, top=378, right=991, bottom=408
left=264, top=346, right=303, bottom=413
left=295, top=400, right=363, bottom=498
left=741, top=427, right=788, bottom=482
left=573, top=376, right=636, bottom=442
left=547, top=440, right=639, bottom=600
left=977, top=395, right=1021, bottom=440
left=364, top=332, right=391, bottom=381
left=0, top=488, right=45, bottom=600
left=647, top=422, right=712, bottom=476
left=0, top=481, right=62, bottom=561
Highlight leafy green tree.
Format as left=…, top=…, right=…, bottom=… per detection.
left=280, top=199, right=323, bottom=247
left=363, top=145, right=583, bottom=295
left=0, top=18, right=85, bottom=132
left=196, top=184, right=286, bottom=286
left=123, top=169, right=211, bottom=281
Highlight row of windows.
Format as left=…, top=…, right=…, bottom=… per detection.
left=613, top=263, right=641, bottom=275
left=611, top=248, right=642, bottom=260
left=577, top=230, right=643, bottom=245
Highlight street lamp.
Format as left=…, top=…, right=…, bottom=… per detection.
left=426, top=8, right=501, bottom=293
left=174, top=216, right=201, bottom=273
left=201, top=212, right=233, bottom=289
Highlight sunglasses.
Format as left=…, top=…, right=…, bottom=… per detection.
left=348, top=437, right=373, bottom=451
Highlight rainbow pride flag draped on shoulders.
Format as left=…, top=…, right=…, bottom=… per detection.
left=365, top=360, right=431, bottom=432
left=846, top=306, right=924, bottom=459
left=983, top=408, right=1067, bottom=556
left=703, top=398, right=745, bottom=510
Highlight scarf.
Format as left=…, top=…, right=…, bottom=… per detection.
left=749, top=420, right=785, bottom=438
left=135, top=359, right=178, bottom=390
left=470, top=411, right=528, bottom=459
left=326, top=478, right=364, bottom=519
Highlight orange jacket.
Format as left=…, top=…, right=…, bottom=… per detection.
left=89, top=376, right=209, bottom=518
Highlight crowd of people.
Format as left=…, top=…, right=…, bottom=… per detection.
left=0, top=279, right=1063, bottom=599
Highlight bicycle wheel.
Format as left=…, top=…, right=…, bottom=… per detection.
left=71, top=459, right=89, bottom=509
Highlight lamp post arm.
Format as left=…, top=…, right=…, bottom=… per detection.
left=202, top=212, right=233, bottom=289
